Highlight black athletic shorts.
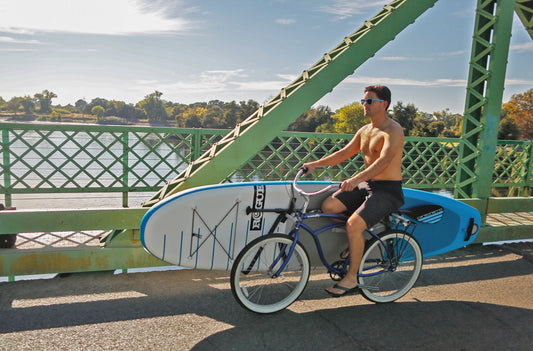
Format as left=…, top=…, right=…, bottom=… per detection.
left=333, top=180, right=404, bottom=228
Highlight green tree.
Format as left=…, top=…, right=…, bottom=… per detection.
left=20, top=95, right=35, bottom=115
left=238, top=99, right=260, bottom=122
left=86, top=98, right=109, bottom=114
left=172, top=104, right=188, bottom=127
left=410, top=113, right=432, bottom=137
left=6, top=97, right=22, bottom=115
left=287, top=105, right=333, bottom=132
left=391, top=101, right=417, bottom=136
left=117, top=103, right=145, bottom=121
left=75, top=99, right=88, bottom=113
left=427, top=120, right=445, bottom=137
left=91, top=105, right=105, bottom=122
left=203, top=105, right=223, bottom=128
left=34, top=90, right=57, bottom=114
left=498, top=116, right=521, bottom=140
left=502, top=88, right=533, bottom=139
left=50, top=110, right=61, bottom=122
left=105, top=100, right=126, bottom=117
left=432, top=109, right=462, bottom=137
left=138, top=91, right=168, bottom=123
left=221, top=100, right=240, bottom=128
left=317, top=102, right=366, bottom=134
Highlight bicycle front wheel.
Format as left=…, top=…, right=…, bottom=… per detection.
left=230, top=234, right=310, bottom=314
left=358, top=230, right=422, bottom=303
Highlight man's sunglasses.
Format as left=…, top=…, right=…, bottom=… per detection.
left=360, top=98, right=384, bottom=105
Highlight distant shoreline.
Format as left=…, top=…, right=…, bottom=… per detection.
left=0, top=113, right=174, bottom=127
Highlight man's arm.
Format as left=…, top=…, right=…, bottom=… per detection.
left=303, top=128, right=363, bottom=174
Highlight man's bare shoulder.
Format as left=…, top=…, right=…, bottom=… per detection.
left=386, top=118, right=404, bottom=137
left=357, top=123, right=373, bottom=135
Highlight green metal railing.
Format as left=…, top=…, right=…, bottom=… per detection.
left=1, top=122, right=532, bottom=278
left=1, top=122, right=532, bottom=205
left=0, top=122, right=228, bottom=207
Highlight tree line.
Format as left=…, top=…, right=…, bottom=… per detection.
left=1, top=88, right=531, bottom=140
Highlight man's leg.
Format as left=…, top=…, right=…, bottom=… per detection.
left=321, top=194, right=347, bottom=215
left=322, top=196, right=367, bottom=294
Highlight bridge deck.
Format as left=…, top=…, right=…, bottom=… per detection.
left=486, top=212, right=533, bottom=228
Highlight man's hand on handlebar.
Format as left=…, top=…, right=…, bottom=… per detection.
left=340, top=178, right=359, bottom=192
left=301, top=163, right=317, bottom=175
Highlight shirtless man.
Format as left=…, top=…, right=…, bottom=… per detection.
left=302, top=85, right=405, bottom=297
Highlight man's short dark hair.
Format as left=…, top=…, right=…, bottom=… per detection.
left=364, top=85, right=391, bottom=110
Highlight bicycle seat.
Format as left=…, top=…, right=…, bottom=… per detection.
left=397, top=204, right=444, bottom=224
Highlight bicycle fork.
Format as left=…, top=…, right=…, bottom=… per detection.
left=242, top=232, right=300, bottom=278
left=269, top=231, right=300, bottom=278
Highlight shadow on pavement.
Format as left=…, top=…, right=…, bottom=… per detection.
left=0, top=245, right=531, bottom=350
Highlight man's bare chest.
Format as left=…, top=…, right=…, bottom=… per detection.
left=360, top=130, right=385, bottom=156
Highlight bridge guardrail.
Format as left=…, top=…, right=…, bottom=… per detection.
left=1, top=122, right=532, bottom=278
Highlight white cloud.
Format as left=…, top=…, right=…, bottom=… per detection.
left=317, top=0, right=389, bottom=20
left=276, top=74, right=298, bottom=81
left=510, top=41, right=533, bottom=53
left=379, top=50, right=467, bottom=62
left=232, top=80, right=290, bottom=91
left=132, top=69, right=294, bottom=99
left=505, top=78, right=533, bottom=85
left=345, top=76, right=467, bottom=87
left=276, top=18, right=296, bottom=25
left=0, top=36, right=41, bottom=44
left=0, top=0, right=196, bottom=35
left=345, top=75, right=533, bottom=87
left=0, top=48, right=37, bottom=52
left=443, top=50, right=468, bottom=56
left=379, top=56, right=411, bottom=61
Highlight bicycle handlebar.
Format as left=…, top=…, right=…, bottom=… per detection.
left=292, top=167, right=340, bottom=196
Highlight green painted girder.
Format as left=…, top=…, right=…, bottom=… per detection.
left=142, top=0, right=439, bottom=207
left=515, top=0, right=533, bottom=39
left=0, top=207, right=167, bottom=276
left=474, top=224, right=533, bottom=243
left=0, top=247, right=169, bottom=276
left=0, top=208, right=147, bottom=235
left=455, top=0, right=516, bottom=200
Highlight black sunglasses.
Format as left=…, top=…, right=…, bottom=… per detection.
left=360, top=98, right=384, bottom=105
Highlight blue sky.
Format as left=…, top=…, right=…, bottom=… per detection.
left=0, top=0, right=531, bottom=114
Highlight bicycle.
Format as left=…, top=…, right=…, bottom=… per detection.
left=230, top=168, right=437, bottom=314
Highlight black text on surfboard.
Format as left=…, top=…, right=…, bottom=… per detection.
left=250, top=185, right=266, bottom=231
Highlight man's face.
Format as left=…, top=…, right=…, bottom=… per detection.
left=362, top=91, right=386, bottom=118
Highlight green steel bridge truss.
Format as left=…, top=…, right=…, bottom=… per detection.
left=1, top=0, right=532, bottom=278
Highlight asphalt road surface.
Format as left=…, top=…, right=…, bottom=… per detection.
left=1, top=242, right=532, bottom=350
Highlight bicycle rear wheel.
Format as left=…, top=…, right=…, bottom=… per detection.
left=230, top=233, right=310, bottom=314
left=358, top=230, right=422, bottom=303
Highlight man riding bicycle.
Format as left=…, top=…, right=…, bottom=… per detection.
left=303, top=85, right=405, bottom=297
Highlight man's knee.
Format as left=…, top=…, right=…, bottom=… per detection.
left=321, top=196, right=345, bottom=214
left=346, top=214, right=367, bottom=235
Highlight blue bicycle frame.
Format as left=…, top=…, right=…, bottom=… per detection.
left=265, top=208, right=409, bottom=280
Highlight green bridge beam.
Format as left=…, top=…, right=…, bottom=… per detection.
left=455, top=0, right=516, bottom=200
left=0, top=208, right=147, bottom=234
left=142, top=0, right=439, bottom=207
left=515, top=0, right=533, bottom=39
